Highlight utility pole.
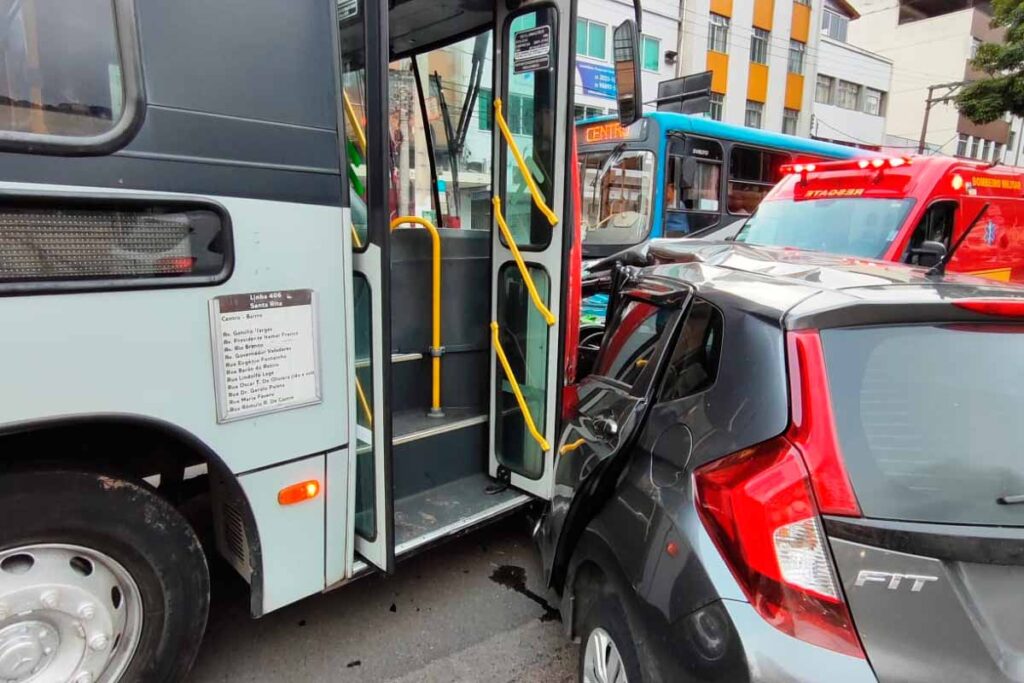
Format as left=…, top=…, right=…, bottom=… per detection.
left=918, top=81, right=969, bottom=154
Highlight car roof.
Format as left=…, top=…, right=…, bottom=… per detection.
left=642, top=239, right=1024, bottom=329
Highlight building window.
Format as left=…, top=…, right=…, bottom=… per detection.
left=783, top=108, right=799, bottom=134
left=981, top=139, right=992, bottom=161
left=478, top=89, right=493, bottom=130
left=745, top=100, right=764, bottom=129
left=574, top=105, right=605, bottom=121
left=836, top=80, right=861, bottom=109
left=816, top=74, right=835, bottom=104
left=822, top=9, right=849, bottom=42
left=970, top=136, right=980, bottom=158
left=709, top=93, right=724, bottom=120
left=863, top=88, right=884, bottom=116
left=971, top=37, right=982, bottom=59
left=506, top=93, right=535, bottom=135
left=994, top=142, right=1004, bottom=162
left=957, top=134, right=968, bottom=157
left=750, top=28, right=770, bottom=64
left=794, top=0, right=811, bottom=5
left=708, top=14, right=730, bottom=53
left=641, top=35, right=661, bottom=71
left=577, top=19, right=607, bottom=60
left=788, top=40, right=806, bottom=74
left=1009, top=130, right=1017, bottom=155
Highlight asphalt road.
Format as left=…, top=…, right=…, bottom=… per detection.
left=189, top=515, right=578, bottom=682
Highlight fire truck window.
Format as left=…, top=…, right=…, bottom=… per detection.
left=907, top=201, right=956, bottom=258
left=728, top=146, right=789, bottom=215
left=1, top=0, right=125, bottom=138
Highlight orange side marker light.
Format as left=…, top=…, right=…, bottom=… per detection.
left=278, top=480, right=321, bottom=506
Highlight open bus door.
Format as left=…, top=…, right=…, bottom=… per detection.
left=341, top=0, right=394, bottom=574
left=488, top=8, right=643, bottom=497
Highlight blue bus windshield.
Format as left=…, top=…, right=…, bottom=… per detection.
left=580, top=149, right=657, bottom=248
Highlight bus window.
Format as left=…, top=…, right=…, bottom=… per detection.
left=665, top=136, right=722, bottom=237
left=0, top=0, right=127, bottom=139
left=728, top=146, right=789, bottom=215
left=580, top=149, right=656, bottom=247
left=500, top=8, right=558, bottom=250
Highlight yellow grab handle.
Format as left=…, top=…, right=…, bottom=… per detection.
left=391, top=216, right=443, bottom=414
left=559, top=438, right=585, bottom=456
left=491, top=321, right=550, bottom=452
left=355, top=375, right=373, bottom=427
left=492, top=197, right=555, bottom=326
left=494, top=99, right=558, bottom=227
left=342, top=90, right=368, bottom=156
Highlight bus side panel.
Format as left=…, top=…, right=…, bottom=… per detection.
left=0, top=183, right=349, bottom=612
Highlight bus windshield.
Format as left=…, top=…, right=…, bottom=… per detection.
left=735, top=197, right=916, bottom=259
left=580, top=149, right=656, bottom=248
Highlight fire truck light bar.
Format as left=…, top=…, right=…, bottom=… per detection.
left=780, top=157, right=914, bottom=176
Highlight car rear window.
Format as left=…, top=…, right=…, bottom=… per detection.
left=822, top=324, right=1024, bottom=527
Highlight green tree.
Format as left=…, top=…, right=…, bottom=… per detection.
left=955, top=0, right=1024, bottom=124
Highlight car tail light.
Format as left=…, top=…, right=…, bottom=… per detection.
left=694, top=328, right=865, bottom=658
left=695, top=439, right=865, bottom=658
left=953, top=299, right=1024, bottom=317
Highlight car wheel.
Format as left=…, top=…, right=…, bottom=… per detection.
left=0, top=470, right=210, bottom=683
left=578, top=593, right=643, bottom=683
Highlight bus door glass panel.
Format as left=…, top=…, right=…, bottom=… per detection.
left=495, top=263, right=551, bottom=479
left=667, top=136, right=722, bottom=237
left=580, top=149, right=656, bottom=247
left=728, top=146, right=788, bottom=215
left=905, top=200, right=957, bottom=264
left=352, top=275, right=375, bottom=539
left=491, top=3, right=569, bottom=498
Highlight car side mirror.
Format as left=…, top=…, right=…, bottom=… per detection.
left=680, top=156, right=698, bottom=189
left=909, top=240, right=947, bottom=267
left=613, top=20, right=643, bottom=127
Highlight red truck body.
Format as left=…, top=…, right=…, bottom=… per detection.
left=745, top=156, right=1024, bottom=283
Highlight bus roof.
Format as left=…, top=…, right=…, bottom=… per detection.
left=578, top=112, right=868, bottom=160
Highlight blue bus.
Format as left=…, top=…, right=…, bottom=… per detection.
left=577, top=111, right=867, bottom=260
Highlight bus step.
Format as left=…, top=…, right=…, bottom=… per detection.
left=392, top=407, right=487, bottom=446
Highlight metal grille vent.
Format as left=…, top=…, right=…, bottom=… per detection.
left=0, top=205, right=227, bottom=285
left=221, top=501, right=250, bottom=568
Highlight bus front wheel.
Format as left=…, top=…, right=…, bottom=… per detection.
left=0, top=470, right=209, bottom=683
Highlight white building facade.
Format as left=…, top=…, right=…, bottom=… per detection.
left=574, top=0, right=682, bottom=120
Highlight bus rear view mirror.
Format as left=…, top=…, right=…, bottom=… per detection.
left=909, top=240, right=947, bottom=268
left=613, top=20, right=643, bottom=127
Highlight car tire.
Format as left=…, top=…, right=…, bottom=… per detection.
left=578, top=592, right=643, bottom=683
left=0, top=469, right=210, bottom=683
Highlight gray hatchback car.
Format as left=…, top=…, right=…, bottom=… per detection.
left=539, top=240, right=1024, bottom=683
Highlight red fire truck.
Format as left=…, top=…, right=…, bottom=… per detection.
left=733, top=155, right=1024, bottom=282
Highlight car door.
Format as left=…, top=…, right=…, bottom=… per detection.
left=540, top=283, right=691, bottom=583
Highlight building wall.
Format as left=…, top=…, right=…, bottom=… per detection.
left=847, top=0, right=974, bottom=154
left=676, top=0, right=820, bottom=135
left=574, top=0, right=681, bottom=117
left=811, top=37, right=892, bottom=146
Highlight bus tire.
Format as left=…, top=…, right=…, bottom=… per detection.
left=0, top=469, right=210, bottom=683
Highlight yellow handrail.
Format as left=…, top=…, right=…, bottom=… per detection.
left=391, top=216, right=444, bottom=416
left=492, top=197, right=556, bottom=326
left=490, top=321, right=550, bottom=452
left=355, top=376, right=373, bottom=427
left=493, top=99, right=559, bottom=226
left=342, top=91, right=368, bottom=156
left=559, top=438, right=585, bottom=456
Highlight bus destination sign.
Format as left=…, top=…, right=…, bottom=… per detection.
left=581, top=120, right=646, bottom=144
left=209, top=289, right=322, bottom=423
